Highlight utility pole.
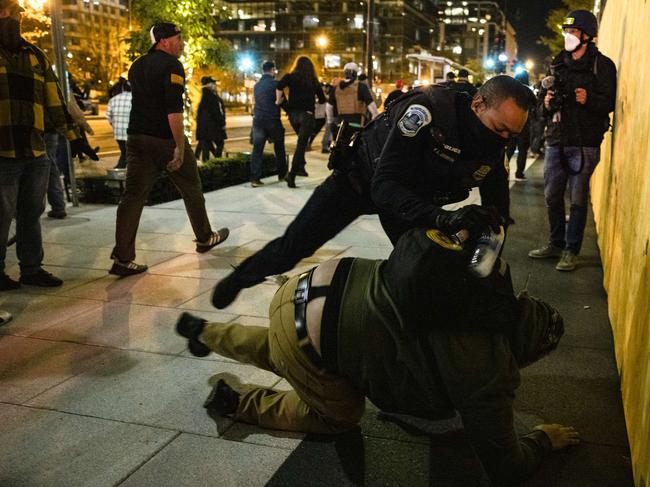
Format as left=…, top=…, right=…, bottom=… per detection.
left=365, top=0, right=374, bottom=89
left=50, top=0, right=79, bottom=206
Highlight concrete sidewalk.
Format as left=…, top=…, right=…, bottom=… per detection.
left=0, top=150, right=633, bottom=486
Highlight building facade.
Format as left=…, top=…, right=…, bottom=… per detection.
left=436, top=0, right=517, bottom=70
left=40, top=0, right=131, bottom=91
left=216, top=0, right=441, bottom=82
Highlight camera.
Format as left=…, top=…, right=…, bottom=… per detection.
left=541, top=74, right=571, bottom=113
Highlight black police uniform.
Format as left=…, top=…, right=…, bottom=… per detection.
left=213, top=85, right=509, bottom=297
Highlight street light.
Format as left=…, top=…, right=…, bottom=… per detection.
left=524, top=59, right=534, bottom=71
left=316, top=35, right=328, bottom=77
left=498, top=53, right=508, bottom=63
left=238, top=55, right=254, bottom=112
left=484, top=58, right=495, bottom=69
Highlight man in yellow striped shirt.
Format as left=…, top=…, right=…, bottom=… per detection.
left=0, top=0, right=97, bottom=290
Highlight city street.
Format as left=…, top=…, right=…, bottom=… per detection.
left=88, top=109, right=296, bottom=157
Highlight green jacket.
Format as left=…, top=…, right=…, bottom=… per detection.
left=337, top=228, right=552, bottom=485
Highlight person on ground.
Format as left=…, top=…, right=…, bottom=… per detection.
left=106, top=80, right=132, bottom=169
left=276, top=56, right=326, bottom=188
left=109, top=22, right=229, bottom=277
left=194, top=75, right=226, bottom=162
left=250, top=61, right=288, bottom=187
left=0, top=0, right=98, bottom=291
left=179, top=226, right=578, bottom=486
left=211, top=75, right=530, bottom=309
left=528, top=10, right=616, bottom=272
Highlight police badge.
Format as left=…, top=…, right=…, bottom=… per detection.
left=397, top=104, right=432, bottom=137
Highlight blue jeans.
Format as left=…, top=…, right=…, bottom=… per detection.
left=543, top=146, right=601, bottom=253
left=251, top=119, right=287, bottom=180
left=0, top=156, right=51, bottom=275
left=44, top=132, right=67, bottom=213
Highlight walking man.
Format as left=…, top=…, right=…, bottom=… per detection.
left=110, top=22, right=229, bottom=277
left=106, top=80, right=132, bottom=169
left=250, top=61, right=287, bottom=187
left=195, top=75, right=226, bottom=162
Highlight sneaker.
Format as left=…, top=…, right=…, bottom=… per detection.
left=196, top=228, right=229, bottom=253
left=556, top=250, right=578, bottom=271
left=285, top=174, right=296, bottom=188
left=251, top=179, right=265, bottom=188
left=47, top=210, right=67, bottom=219
left=211, top=273, right=243, bottom=309
left=175, top=312, right=210, bottom=357
left=0, top=273, right=20, bottom=291
left=109, top=259, right=148, bottom=277
left=204, top=379, right=240, bottom=416
left=528, top=244, right=563, bottom=259
left=277, top=172, right=287, bottom=182
left=514, top=174, right=527, bottom=182
left=294, top=169, right=309, bottom=177
left=20, top=269, right=63, bottom=287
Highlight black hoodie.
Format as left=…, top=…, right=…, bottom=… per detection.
left=543, top=43, right=617, bottom=147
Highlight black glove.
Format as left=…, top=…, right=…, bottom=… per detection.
left=70, top=138, right=99, bottom=161
left=435, top=205, right=502, bottom=236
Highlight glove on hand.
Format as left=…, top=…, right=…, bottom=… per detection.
left=70, top=138, right=99, bottom=161
left=435, top=204, right=502, bottom=236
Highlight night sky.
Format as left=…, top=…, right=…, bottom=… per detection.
left=503, top=0, right=564, bottom=66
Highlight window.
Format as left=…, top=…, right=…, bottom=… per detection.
left=303, top=16, right=319, bottom=28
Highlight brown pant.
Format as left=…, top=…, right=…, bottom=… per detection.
left=112, top=134, right=212, bottom=262
left=200, top=274, right=365, bottom=434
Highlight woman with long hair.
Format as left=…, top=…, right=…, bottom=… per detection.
left=276, top=56, right=326, bottom=187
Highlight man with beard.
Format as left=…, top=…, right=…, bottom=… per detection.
left=0, top=0, right=97, bottom=291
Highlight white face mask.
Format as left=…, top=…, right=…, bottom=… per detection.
left=563, top=32, right=581, bottom=52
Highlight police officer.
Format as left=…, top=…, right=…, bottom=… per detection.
left=212, top=75, right=530, bottom=308
left=110, top=22, right=229, bottom=277
left=325, top=62, right=379, bottom=135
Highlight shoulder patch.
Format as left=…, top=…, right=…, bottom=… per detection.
left=170, top=73, right=184, bottom=86
left=397, top=104, right=432, bottom=137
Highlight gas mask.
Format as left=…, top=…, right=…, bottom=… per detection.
left=563, top=32, right=583, bottom=52
left=0, top=17, right=24, bottom=51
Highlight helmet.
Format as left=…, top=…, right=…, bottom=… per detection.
left=562, top=10, right=598, bottom=38
left=343, top=62, right=360, bottom=79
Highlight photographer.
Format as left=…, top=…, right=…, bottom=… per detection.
left=529, top=10, right=616, bottom=271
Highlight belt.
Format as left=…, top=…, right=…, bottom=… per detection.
left=294, top=269, right=326, bottom=369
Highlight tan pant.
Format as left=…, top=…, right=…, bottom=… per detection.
left=200, top=274, right=365, bottom=434
left=112, top=134, right=212, bottom=262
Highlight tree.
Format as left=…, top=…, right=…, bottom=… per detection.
left=539, top=0, right=595, bottom=55
left=19, top=0, right=50, bottom=45
left=125, top=0, right=234, bottom=73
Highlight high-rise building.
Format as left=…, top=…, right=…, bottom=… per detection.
left=41, top=0, right=131, bottom=90
left=436, top=0, right=517, bottom=69
left=216, top=0, right=440, bottom=82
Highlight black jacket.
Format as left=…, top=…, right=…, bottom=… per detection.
left=542, top=43, right=617, bottom=147
left=353, top=86, right=510, bottom=239
left=196, top=88, right=226, bottom=141
left=338, top=228, right=553, bottom=485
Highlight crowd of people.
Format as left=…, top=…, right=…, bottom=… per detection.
left=1, top=3, right=616, bottom=483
